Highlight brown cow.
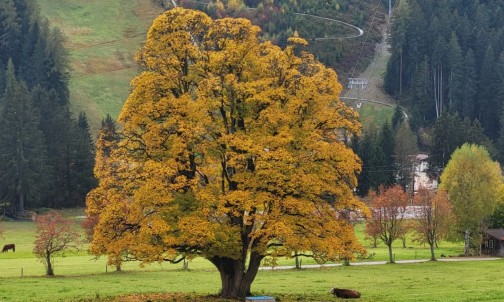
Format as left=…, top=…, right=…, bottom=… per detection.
left=2, top=244, right=15, bottom=252
left=329, top=287, right=361, bottom=299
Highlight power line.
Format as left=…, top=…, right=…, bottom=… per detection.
left=349, top=0, right=384, bottom=79
left=360, top=0, right=400, bottom=100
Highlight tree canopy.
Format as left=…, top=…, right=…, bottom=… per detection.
left=412, top=188, right=452, bottom=261
left=87, top=7, right=367, bottom=298
left=33, top=210, right=81, bottom=276
left=366, top=185, right=409, bottom=263
left=440, top=143, right=503, bottom=255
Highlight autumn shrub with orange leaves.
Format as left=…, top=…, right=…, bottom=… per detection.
left=33, top=210, right=81, bottom=276
left=86, top=7, right=368, bottom=298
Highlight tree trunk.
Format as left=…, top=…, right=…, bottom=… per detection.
left=46, top=254, right=54, bottom=276
left=19, top=191, right=24, bottom=213
left=294, top=252, right=300, bottom=269
left=429, top=243, right=436, bottom=261
left=387, top=244, right=394, bottom=263
left=210, top=252, right=263, bottom=298
left=399, top=51, right=403, bottom=97
left=464, top=229, right=470, bottom=256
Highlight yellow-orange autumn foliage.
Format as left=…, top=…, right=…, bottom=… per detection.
left=86, top=7, right=367, bottom=298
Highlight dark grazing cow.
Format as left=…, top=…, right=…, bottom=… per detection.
left=329, top=287, right=361, bottom=299
left=2, top=244, right=15, bottom=252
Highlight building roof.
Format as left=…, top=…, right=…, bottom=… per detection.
left=415, top=154, right=429, bottom=161
left=485, top=229, right=504, bottom=240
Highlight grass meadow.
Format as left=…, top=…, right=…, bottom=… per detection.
left=2, top=212, right=502, bottom=302
left=36, top=0, right=163, bottom=133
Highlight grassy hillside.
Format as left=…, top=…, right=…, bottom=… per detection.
left=37, top=1, right=392, bottom=134
left=36, top=0, right=163, bottom=133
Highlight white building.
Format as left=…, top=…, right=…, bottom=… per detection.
left=413, top=154, right=438, bottom=192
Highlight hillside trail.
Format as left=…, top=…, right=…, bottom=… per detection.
left=342, top=19, right=395, bottom=106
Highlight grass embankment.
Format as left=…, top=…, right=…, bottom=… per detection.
left=36, top=0, right=162, bottom=133
left=1, top=216, right=486, bottom=301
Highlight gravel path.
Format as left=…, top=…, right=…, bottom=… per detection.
left=259, top=257, right=501, bottom=271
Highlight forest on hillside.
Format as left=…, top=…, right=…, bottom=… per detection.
left=385, top=0, right=504, bottom=156
left=153, top=0, right=389, bottom=80
left=351, top=0, right=504, bottom=195
left=0, top=0, right=95, bottom=213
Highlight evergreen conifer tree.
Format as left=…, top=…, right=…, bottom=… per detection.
left=0, top=61, right=47, bottom=213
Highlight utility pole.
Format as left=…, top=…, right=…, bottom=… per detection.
left=389, top=0, right=392, bottom=18
left=348, top=78, right=368, bottom=109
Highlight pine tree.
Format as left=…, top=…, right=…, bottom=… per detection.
left=478, top=45, right=498, bottom=138
left=0, top=61, right=47, bottom=213
left=0, top=0, right=21, bottom=63
left=394, top=121, right=418, bottom=192
left=409, top=55, right=432, bottom=125
left=431, top=35, right=446, bottom=119
left=67, top=112, right=96, bottom=207
left=447, top=32, right=464, bottom=114
left=462, top=49, right=477, bottom=119
left=379, top=121, right=396, bottom=187
left=388, top=0, right=412, bottom=97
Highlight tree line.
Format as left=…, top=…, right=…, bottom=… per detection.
left=352, top=105, right=496, bottom=194
left=0, top=0, right=95, bottom=214
left=366, top=143, right=503, bottom=262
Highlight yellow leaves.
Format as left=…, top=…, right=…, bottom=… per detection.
left=140, top=8, right=210, bottom=71
left=287, top=36, right=308, bottom=46
left=88, top=7, right=366, bottom=268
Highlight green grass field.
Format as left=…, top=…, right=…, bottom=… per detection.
left=1, top=215, right=492, bottom=302
left=1, top=255, right=503, bottom=302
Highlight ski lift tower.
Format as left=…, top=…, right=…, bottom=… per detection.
left=348, top=78, right=368, bottom=107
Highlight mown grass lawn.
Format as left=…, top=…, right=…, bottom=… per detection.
left=1, top=259, right=503, bottom=302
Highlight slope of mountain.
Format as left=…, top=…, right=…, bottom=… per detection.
left=37, top=0, right=162, bottom=132
left=37, top=0, right=387, bottom=133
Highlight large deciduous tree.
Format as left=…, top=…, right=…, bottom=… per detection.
left=86, top=8, right=367, bottom=298
left=440, top=144, right=502, bottom=256
left=412, top=188, right=452, bottom=261
left=366, top=185, right=409, bottom=263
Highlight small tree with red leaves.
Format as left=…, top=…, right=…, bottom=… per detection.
left=365, top=218, right=381, bottom=248
left=413, top=188, right=453, bottom=260
left=368, top=185, right=409, bottom=263
left=33, top=210, right=81, bottom=276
